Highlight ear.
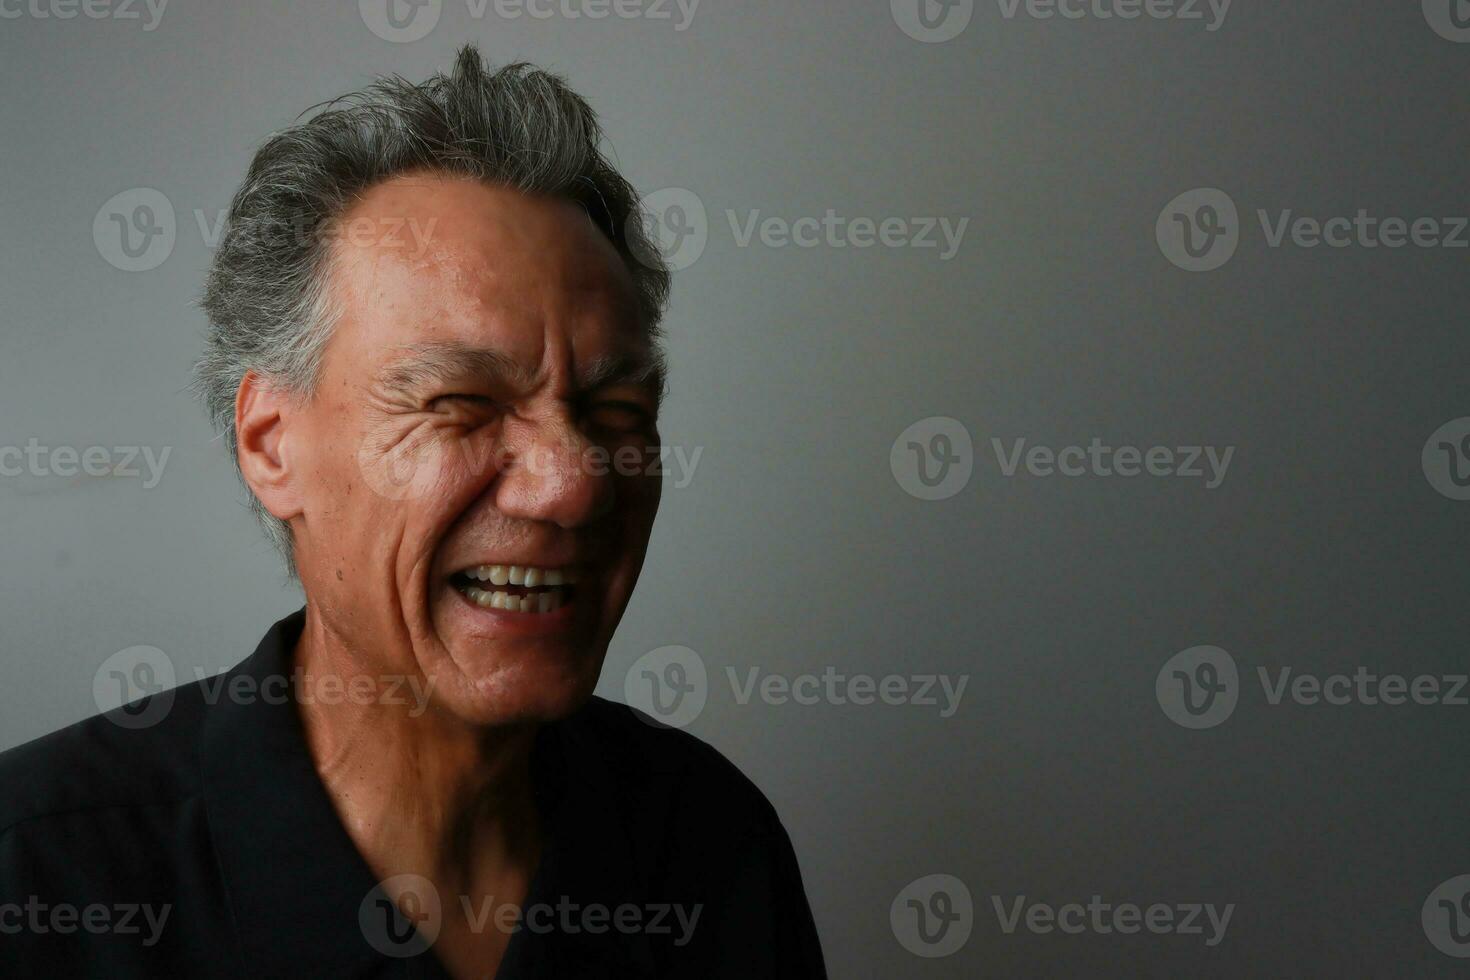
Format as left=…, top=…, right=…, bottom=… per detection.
left=235, top=371, right=304, bottom=523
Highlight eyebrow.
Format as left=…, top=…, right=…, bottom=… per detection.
left=377, top=342, right=536, bottom=396
left=578, top=350, right=667, bottom=407
left=378, top=341, right=666, bottom=406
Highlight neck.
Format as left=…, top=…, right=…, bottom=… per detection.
left=292, top=605, right=542, bottom=894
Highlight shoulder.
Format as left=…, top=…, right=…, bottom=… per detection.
left=0, top=680, right=210, bottom=838
left=555, top=698, right=826, bottom=973
left=559, top=696, right=786, bottom=839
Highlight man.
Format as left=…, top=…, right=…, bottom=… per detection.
left=0, top=47, right=825, bottom=978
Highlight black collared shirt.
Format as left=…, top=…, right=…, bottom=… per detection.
left=0, top=610, right=826, bottom=978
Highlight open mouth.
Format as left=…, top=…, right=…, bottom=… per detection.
left=450, top=564, right=579, bottom=614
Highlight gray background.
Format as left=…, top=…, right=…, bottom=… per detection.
left=2, top=0, right=1468, bottom=975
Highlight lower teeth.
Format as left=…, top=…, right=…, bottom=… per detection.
left=463, top=586, right=564, bottom=613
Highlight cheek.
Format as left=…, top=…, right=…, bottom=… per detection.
left=610, top=466, right=661, bottom=561
left=349, top=418, right=500, bottom=512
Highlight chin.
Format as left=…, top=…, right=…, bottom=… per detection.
left=425, top=639, right=606, bottom=727
left=421, top=569, right=622, bottom=725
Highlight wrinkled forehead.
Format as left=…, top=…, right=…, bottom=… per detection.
left=323, top=172, right=648, bottom=372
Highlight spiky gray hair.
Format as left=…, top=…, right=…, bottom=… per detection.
left=194, top=46, right=670, bottom=575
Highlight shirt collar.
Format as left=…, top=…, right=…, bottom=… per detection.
left=197, top=608, right=649, bottom=979
left=198, top=607, right=413, bottom=978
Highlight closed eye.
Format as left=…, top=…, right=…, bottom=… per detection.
left=584, top=400, right=654, bottom=432
left=428, top=394, right=501, bottom=420
left=432, top=394, right=497, bottom=408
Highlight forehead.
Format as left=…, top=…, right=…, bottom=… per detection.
left=325, top=172, right=644, bottom=371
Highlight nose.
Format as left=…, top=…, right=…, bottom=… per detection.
left=492, top=414, right=614, bottom=528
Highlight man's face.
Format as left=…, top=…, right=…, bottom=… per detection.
left=282, top=173, right=662, bottom=726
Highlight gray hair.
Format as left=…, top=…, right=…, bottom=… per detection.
left=194, top=46, right=670, bottom=575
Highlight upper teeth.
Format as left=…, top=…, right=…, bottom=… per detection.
left=462, top=564, right=576, bottom=586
